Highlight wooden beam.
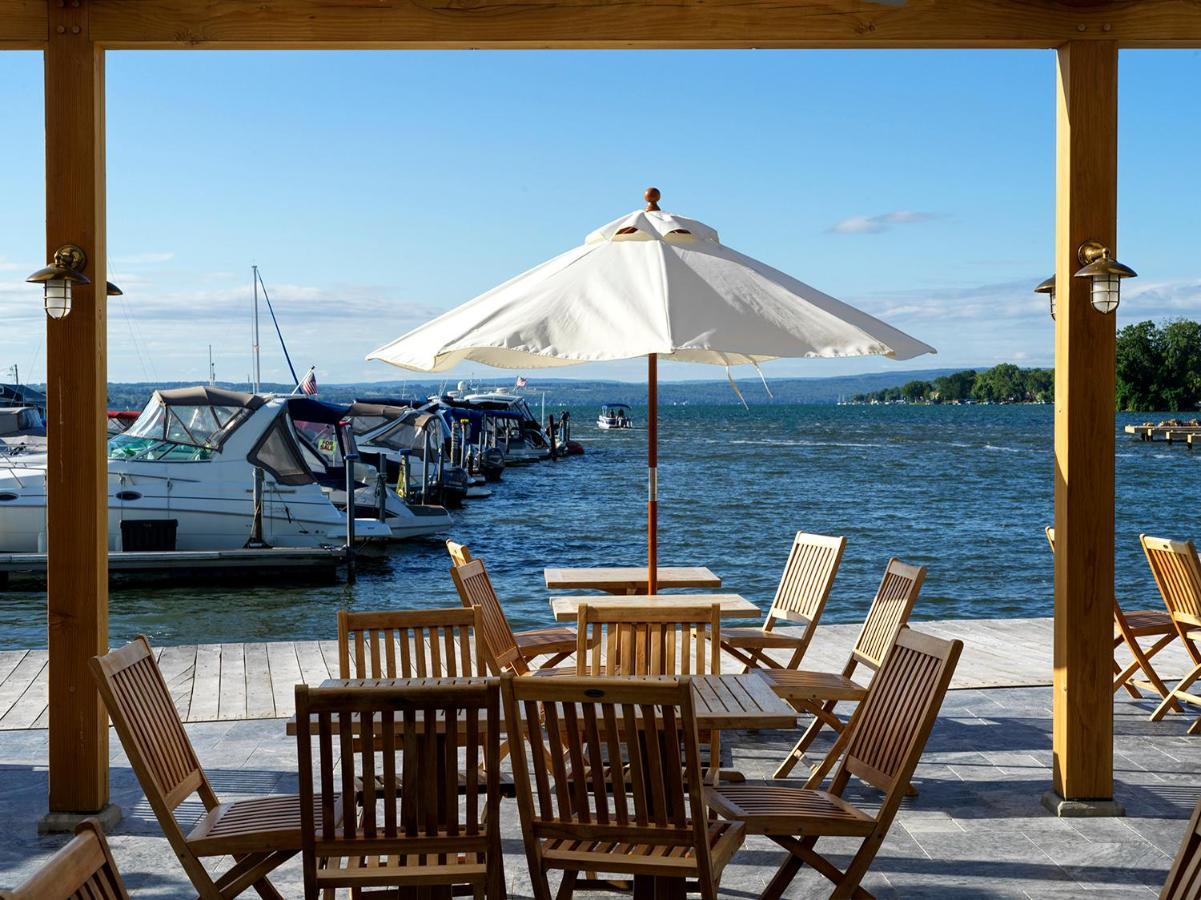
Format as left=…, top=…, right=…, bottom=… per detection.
left=44, top=0, right=109, bottom=818
left=78, top=0, right=1201, bottom=50
left=0, top=0, right=46, bottom=49
left=1051, top=39, right=1117, bottom=806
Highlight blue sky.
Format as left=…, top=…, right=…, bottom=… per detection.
left=0, top=49, right=1198, bottom=386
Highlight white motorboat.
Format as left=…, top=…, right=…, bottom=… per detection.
left=455, top=391, right=551, bottom=463
left=0, top=406, right=47, bottom=456
left=0, top=386, right=393, bottom=552
left=597, top=403, right=633, bottom=430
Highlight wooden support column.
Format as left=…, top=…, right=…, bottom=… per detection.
left=40, top=0, right=115, bottom=831
left=1046, top=40, right=1121, bottom=816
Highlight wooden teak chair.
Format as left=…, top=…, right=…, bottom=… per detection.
left=709, top=628, right=962, bottom=900
left=1161, top=795, right=1201, bottom=899
left=294, top=679, right=504, bottom=899
left=0, top=818, right=129, bottom=900
left=337, top=606, right=487, bottom=679
left=1047, top=527, right=1178, bottom=703
left=447, top=542, right=575, bottom=668
left=1141, top=534, right=1201, bottom=732
left=762, top=557, right=926, bottom=779
left=501, top=673, right=744, bottom=900
left=91, top=636, right=331, bottom=899
left=721, top=532, right=846, bottom=671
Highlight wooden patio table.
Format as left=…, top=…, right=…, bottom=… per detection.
left=549, top=593, right=759, bottom=622
left=544, top=565, right=721, bottom=595
left=284, top=672, right=796, bottom=736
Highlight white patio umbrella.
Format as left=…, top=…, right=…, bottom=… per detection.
left=368, top=188, right=936, bottom=591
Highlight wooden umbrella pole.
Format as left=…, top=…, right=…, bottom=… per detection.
left=648, top=352, right=658, bottom=594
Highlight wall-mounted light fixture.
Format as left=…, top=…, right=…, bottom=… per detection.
left=1034, top=274, right=1056, bottom=321
left=106, top=281, right=123, bottom=297
left=26, top=244, right=90, bottom=319
left=1074, top=240, right=1136, bottom=315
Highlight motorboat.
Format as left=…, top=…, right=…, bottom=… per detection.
left=0, top=386, right=393, bottom=552
left=0, top=406, right=46, bottom=457
left=597, top=403, right=633, bottom=430
left=350, top=402, right=471, bottom=509
left=454, top=391, right=551, bottom=463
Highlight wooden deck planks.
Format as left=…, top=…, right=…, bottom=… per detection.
left=0, top=617, right=1196, bottom=729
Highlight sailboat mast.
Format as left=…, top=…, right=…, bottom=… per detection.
left=208, top=345, right=215, bottom=386
left=251, top=265, right=262, bottom=393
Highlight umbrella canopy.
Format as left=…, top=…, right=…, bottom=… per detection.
left=368, top=189, right=935, bottom=591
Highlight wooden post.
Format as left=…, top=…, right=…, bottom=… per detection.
left=40, top=0, right=116, bottom=831
left=1045, top=40, right=1122, bottom=817
left=647, top=353, right=658, bottom=595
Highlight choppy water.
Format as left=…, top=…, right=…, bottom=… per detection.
left=0, top=404, right=1196, bottom=649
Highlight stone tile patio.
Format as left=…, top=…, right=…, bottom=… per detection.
left=0, top=687, right=1194, bottom=898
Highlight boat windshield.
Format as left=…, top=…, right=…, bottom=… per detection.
left=108, top=399, right=249, bottom=462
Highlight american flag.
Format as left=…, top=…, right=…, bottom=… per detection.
left=299, top=368, right=318, bottom=396
left=514, top=376, right=528, bottom=389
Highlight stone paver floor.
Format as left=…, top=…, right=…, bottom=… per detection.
left=0, top=686, right=1196, bottom=898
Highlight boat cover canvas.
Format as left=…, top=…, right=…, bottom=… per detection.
left=156, top=386, right=265, bottom=409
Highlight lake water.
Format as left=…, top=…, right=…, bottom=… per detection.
left=0, top=404, right=1195, bottom=649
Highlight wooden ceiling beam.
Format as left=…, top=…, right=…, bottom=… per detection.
left=57, top=0, right=1201, bottom=51
left=0, top=0, right=47, bottom=49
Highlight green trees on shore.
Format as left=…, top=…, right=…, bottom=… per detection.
left=850, top=319, right=1201, bottom=411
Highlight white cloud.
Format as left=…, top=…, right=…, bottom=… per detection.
left=111, top=251, right=175, bottom=265
left=829, top=210, right=940, bottom=235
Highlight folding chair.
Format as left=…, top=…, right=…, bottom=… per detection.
left=0, top=818, right=129, bottom=900
left=1140, top=534, right=1201, bottom=732
left=448, top=541, right=575, bottom=668
left=709, top=629, right=962, bottom=900
left=502, top=673, right=744, bottom=900
left=721, top=532, right=846, bottom=671
left=1160, top=795, right=1201, bottom=899
left=91, top=636, right=333, bottom=899
left=1047, top=526, right=1177, bottom=703
left=337, top=606, right=487, bottom=679
left=295, top=679, right=504, bottom=898
left=762, top=557, right=926, bottom=779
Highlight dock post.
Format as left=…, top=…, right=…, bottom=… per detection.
left=345, top=452, right=358, bottom=584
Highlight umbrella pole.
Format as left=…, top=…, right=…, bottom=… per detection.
left=648, top=353, right=658, bottom=594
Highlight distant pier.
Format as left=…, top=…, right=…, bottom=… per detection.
left=1125, top=422, right=1201, bottom=449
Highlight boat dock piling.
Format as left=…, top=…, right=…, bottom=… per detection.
left=1124, top=423, right=1201, bottom=449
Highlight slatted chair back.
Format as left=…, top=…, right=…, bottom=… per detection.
left=337, top=607, right=485, bottom=679
left=450, top=558, right=530, bottom=675
left=849, top=558, right=927, bottom=672
left=0, top=819, right=129, bottom=900
left=1142, top=534, right=1201, bottom=630
left=502, top=674, right=722, bottom=893
left=446, top=540, right=474, bottom=567
left=89, top=637, right=218, bottom=852
left=575, top=603, right=722, bottom=676
left=763, top=532, right=846, bottom=635
left=1161, top=796, right=1201, bottom=900
left=295, top=679, right=502, bottom=897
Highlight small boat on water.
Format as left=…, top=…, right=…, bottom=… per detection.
left=597, top=403, right=633, bottom=430
left=0, top=406, right=46, bottom=456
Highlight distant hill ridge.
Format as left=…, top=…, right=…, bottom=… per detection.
left=86, top=368, right=966, bottom=410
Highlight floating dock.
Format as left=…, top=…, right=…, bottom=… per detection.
left=0, top=546, right=345, bottom=588
left=1125, top=423, right=1201, bottom=448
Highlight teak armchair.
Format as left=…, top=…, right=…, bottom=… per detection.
left=294, top=679, right=505, bottom=899
left=0, top=818, right=129, bottom=900
left=1140, top=534, right=1201, bottom=732
left=501, top=673, right=744, bottom=900
left=1047, top=527, right=1178, bottom=703
left=709, top=628, right=962, bottom=900
left=337, top=606, right=488, bottom=679
left=447, top=540, right=575, bottom=668
left=721, top=532, right=846, bottom=671
left=91, top=636, right=331, bottom=900
left=762, top=557, right=926, bottom=779
left=1161, top=795, right=1201, bottom=899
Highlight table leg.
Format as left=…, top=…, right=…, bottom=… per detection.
left=632, top=875, right=686, bottom=900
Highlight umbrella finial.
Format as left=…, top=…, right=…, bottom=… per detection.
left=644, top=187, right=661, bottom=212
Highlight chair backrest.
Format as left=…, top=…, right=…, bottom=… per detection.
left=337, top=607, right=485, bottom=679
left=0, top=819, right=129, bottom=900
left=849, top=558, right=927, bottom=672
left=501, top=673, right=713, bottom=876
left=833, top=628, right=962, bottom=819
left=89, top=637, right=217, bottom=843
left=446, top=540, right=474, bottom=567
left=1141, top=534, right=1201, bottom=629
left=763, top=532, right=846, bottom=633
left=575, top=603, right=722, bottom=676
left=450, top=558, right=529, bottom=675
left=1161, top=796, right=1201, bottom=900
left=295, top=679, right=500, bottom=890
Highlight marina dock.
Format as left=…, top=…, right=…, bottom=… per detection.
left=0, top=614, right=1193, bottom=729
left=1125, top=422, right=1201, bottom=446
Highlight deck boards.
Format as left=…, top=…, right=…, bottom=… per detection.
left=0, top=615, right=1194, bottom=729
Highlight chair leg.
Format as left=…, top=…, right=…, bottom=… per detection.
left=1113, top=654, right=1142, bottom=699
left=1152, top=662, right=1201, bottom=722
left=1125, top=632, right=1180, bottom=707
left=774, top=700, right=842, bottom=779
left=553, top=871, right=577, bottom=900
